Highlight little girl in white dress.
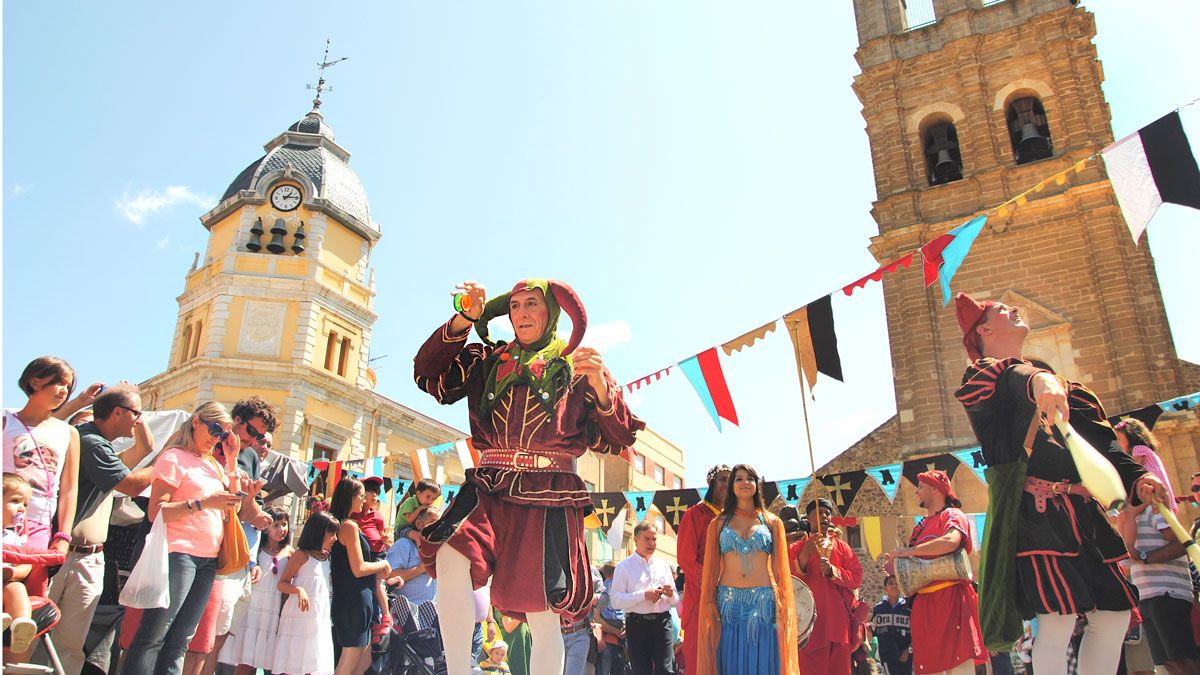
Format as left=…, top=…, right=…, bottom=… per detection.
left=274, top=511, right=339, bottom=675
left=220, top=507, right=291, bottom=673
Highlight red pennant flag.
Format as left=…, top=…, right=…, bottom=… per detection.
left=920, top=232, right=956, bottom=286
left=842, top=252, right=915, bottom=296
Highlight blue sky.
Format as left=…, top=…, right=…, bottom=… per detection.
left=4, top=1, right=1198, bottom=487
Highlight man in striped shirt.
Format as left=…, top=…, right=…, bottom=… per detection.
left=1124, top=497, right=1200, bottom=673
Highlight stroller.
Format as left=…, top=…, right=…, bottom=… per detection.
left=385, top=589, right=447, bottom=675
left=2, top=546, right=67, bottom=675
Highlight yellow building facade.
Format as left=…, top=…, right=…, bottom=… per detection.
left=139, top=109, right=467, bottom=492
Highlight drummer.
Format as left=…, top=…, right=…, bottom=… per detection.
left=882, top=471, right=984, bottom=675
left=789, top=498, right=863, bottom=675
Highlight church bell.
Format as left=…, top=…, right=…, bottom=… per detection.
left=291, top=222, right=306, bottom=254
left=267, top=218, right=287, bottom=254
left=246, top=218, right=263, bottom=252
left=1016, top=122, right=1052, bottom=163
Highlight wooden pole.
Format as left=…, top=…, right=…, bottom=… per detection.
left=788, top=320, right=823, bottom=538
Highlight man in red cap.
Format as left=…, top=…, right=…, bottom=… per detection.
left=413, top=279, right=644, bottom=675
left=883, top=470, right=983, bottom=675
left=952, top=292, right=1168, bottom=675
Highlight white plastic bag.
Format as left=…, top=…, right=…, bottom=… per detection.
left=119, top=513, right=170, bottom=609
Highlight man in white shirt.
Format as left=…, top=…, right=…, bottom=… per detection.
left=610, top=523, right=679, bottom=675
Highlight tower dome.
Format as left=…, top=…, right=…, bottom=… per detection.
left=211, top=110, right=377, bottom=238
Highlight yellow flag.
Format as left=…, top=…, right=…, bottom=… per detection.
left=863, top=516, right=883, bottom=560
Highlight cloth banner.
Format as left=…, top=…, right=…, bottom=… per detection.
left=921, top=215, right=988, bottom=306
left=721, top=320, right=778, bottom=356
left=678, top=348, right=740, bottom=430
left=652, top=489, right=702, bottom=531
left=590, top=492, right=628, bottom=531
left=842, top=253, right=915, bottom=296
left=974, top=513, right=987, bottom=549
left=1158, top=391, right=1200, bottom=413
left=952, top=448, right=989, bottom=486
left=862, top=516, right=883, bottom=560
left=819, top=471, right=867, bottom=517
left=784, top=295, right=844, bottom=390
left=409, top=448, right=431, bottom=482
left=865, top=463, right=903, bottom=502
left=343, top=459, right=366, bottom=478
left=440, top=484, right=461, bottom=505
left=1110, top=404, right=1166, bottom=431
left=775, top=478, right=812, bottom=507
left=1101, top=111, right=1200, bottom=243
left=455, top=439, right=480, bottom=470
left=762, top=481, right=780, bottom=508
left=625, top=367, right=672, bottom=393
left=901, top=454, right=960, bottom=487
left=607, top=506, right=629, bottom=551
left=624, top=491, right=656, bottom=522
left=428, top=441, right=456, bottom=456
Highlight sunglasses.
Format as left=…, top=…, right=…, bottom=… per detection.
left=117, top=405, right=143, bottom=419
left=1192, top=485, right=1200, bottom=493
left=204, top=421, right=232, bottom=441
left=242, top=423, right=266, bottom=441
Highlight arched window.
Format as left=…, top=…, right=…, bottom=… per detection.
left=922, top=121, right=963, bottom=186
left=1007, top=96, right=1053, bottom=164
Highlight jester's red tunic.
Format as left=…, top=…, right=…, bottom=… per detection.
left=907, top=508, right=985, bottom=673
left=956, top=357, right=1147, bottom=618
left=414, top=319, right=644, bottom=622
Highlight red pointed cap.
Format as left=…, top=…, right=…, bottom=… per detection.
left=955, top=292, right=994, bottom=361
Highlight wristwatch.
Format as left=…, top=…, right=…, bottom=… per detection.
left=1137, top=549, right=1149, bottom=563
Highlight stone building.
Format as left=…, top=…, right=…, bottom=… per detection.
left=810, top=0, right=1200, bottom=599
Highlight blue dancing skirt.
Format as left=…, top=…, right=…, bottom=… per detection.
left=716, top=585, right=779, bottom=675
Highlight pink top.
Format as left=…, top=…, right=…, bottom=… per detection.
left=153, top=447, right=228, bottom=558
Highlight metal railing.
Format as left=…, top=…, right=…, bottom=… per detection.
left=903, top=0, right=938, bottom=30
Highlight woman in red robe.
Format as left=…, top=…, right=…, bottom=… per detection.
left=676, top=464, right=731, bottom=672
left=413, top=279, right=643, bottom=675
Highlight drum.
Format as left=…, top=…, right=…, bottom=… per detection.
left=792, top=575, right=816, bottom=648
left=894, top=548, right=972, bottom=596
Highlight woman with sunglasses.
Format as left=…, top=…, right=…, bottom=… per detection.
left=121, top=402, right=248, bottom=675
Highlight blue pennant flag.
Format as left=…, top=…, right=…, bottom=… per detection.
left=865, top=463, right=903, bottom=502
left=441, top=484, right=461, bottom=505
left=974, top=513, right=987, bottom=548
left=623, top=491, right=656, bottom=522
left=952, top=447, right=988, bottom=485
left=391, top=479, right=409, bottom=497
left=1157, top=392, right=1200, bottom=412
left=429, top=442, right=456, bottom=456
left=364, top=457, right=384, bottom=478
left=775, top=478, right=811, bottom=507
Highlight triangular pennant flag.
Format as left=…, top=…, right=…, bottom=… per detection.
left=390, top=479, right=409, bottom=498
left=974, top=513, right=987, bottom=549
left=775, top=478, right=812, bottom=507
left=590, top=492, right=627, bottom=531
left=623, top=491, right=656, bottom=522
left=842, top=252, right=916, bottom=296
left=784, top=294, right=844, bottom=390
left=818, top=471, right=867, bottom=517
left=902, top=454, right=960, bottom=487
left=920, top=215, right=988, bottom=306
left=721, top=321, right=778, bottom=356
left=862, top=516, right=883, bottom=560
left=365, top=457, right=384, bottom=479
left=327, top=461, right=344, bottom=489
left=913, top=516, right=921, bottom=529
left=952, top=447, right=989, bottom=486
left=865, top=463, right=903, bottom=502
left=624, top=367, right=673, bottom=394
left=455, top=438, right=480, bottom=470
left=1109, top=404, right=1165, bottom=431
left=761, top=481, right=780, bottom=508
left=428, top=441, right=456, bottom=456
left=1101, top=111, right=1200, bottom=243
left=343, top=459, right=366, bottom=478
left=409, top=448, right=431, bottom=482
left=607, top=506, right=629, bottom=551
left=678, top=348, right=740, bottom=430
left=652, top=489, right=702, bottom=531
left=1157, top=391, right=1200, bottom=413
left=440, top=484, right=461, bottom=505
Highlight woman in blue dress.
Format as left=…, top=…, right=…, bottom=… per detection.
left=696, top=464, right=798, bottom=674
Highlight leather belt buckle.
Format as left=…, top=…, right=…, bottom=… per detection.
left=513, top=451, right=552, bottom=470
left=1051, top=481, right=1067, bottom=495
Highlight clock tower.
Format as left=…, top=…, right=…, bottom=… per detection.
left=139, top=106, right=462, bottom=472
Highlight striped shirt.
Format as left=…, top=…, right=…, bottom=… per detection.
left=1131, top=508, right=1192, bottom=601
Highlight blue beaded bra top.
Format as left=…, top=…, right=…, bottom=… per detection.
left=719, top=514, right=773, bottom=575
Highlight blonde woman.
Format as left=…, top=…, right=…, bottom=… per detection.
left=121, top=402, right=250, bottom=675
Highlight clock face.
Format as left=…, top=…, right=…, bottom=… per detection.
left=271, top=184, right=301, bottom=211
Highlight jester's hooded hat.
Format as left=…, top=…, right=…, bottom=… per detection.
left=472, top=279, right=587, bottom=415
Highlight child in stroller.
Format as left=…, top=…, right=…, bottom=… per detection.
left=385, top=586, right=448, bottom=675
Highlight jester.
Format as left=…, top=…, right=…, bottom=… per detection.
left=414, top=279, right=644, bottom=675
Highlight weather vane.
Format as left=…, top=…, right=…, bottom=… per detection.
left=307, top=39, right=348, bottom=111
